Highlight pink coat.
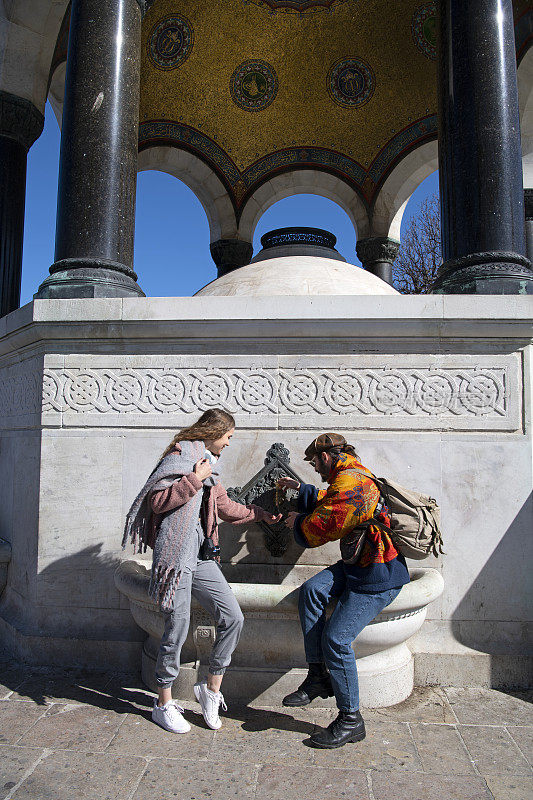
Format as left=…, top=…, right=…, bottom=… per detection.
left=148, top=469, right=267, bottom=548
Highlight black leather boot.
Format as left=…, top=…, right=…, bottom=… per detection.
left=282, top=663, right=334, bottom=707
left=309, top=710, right=366, bottom=748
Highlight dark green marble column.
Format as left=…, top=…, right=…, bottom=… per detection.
left=432, top=0, right=533, bottom=294
left=525, top=189, right=533, bottom=264
left=0, top=93, right=44, bottom=317
left=356, top=237, right=399, bottom=286
left=36, top=0, right=147, bottom=299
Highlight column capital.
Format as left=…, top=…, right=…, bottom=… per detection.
left=0, top=91, right=44, bottom=151
left=525, top=188, right=533, bottom=221
left=210, top=239, right=253, bottom=277
left=356, top=236, right=400, bottom=265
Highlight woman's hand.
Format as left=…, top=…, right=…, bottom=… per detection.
left=276, top=476, right=301, bottom=491
left=194, top=458, right=212, bottom=482
left=262, top=512, right=283, bottom=525
left=284, top=511, right=300, bottom=530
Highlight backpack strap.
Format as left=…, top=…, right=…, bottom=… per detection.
left=343, top=468, right=391, bottom=531
left=344, top=468, right=389, bottom=509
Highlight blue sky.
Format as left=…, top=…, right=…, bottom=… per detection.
left=22, top=102, right=439, bottom=303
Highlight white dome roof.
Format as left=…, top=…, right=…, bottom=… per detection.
left=195, top=254, right=399, bottom=297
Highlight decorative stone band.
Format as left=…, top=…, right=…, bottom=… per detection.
left=261, top=228, right=337, bottom=250
left=0, top=91, right=44, bottom=151
left=31, top=355, right=522, bottom=432
left=432, top=251, right=533, bottom=294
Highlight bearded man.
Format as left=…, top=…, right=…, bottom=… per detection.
left=279, top=433, right=410, bottom=749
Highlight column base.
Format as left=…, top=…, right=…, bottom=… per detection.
left=35, top=258, right=145, bottom=299
left=432, top=251, right=533, bottom=294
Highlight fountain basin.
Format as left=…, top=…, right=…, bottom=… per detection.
left=115, top=560, right=443, bottom=707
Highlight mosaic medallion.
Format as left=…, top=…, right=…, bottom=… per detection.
left=412, top=2, right=437, bottom=61
left=148, top=15, right=194, bottom=70
left=230, top=60, right=278, bottom=111
left=327, top=58, right=375, bottom=108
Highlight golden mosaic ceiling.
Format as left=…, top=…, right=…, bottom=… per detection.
left=51, top=0, right=532, bottom=213
left=140, top=0, right=440, bottom=205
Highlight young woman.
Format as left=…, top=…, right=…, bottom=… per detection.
left=123, top=408, right=280, bottom=734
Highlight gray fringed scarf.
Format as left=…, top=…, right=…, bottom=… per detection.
left=123, top=440, right=212, bottom=611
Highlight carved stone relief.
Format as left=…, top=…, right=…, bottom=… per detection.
left=227, top=443, right=303, bottom=557
left=39, top=355, right=520, bottom=431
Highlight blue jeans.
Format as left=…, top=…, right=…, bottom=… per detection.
left=298, top=561, right=402, bottom=711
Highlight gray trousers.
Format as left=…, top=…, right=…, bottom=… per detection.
left=155, top=560, right=244, bottom=688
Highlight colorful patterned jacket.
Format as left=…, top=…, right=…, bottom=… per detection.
left=294, top=452, right=410, bottom=591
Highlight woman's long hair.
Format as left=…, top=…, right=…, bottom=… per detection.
left=160, top=408, right=236, bottom=459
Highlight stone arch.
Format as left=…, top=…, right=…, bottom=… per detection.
left=47, top=61, right=66, bottom=125
left=0, top=1, right=69, bottom=112
left=370, top=140, right=439, bottom=241
left=237, top=170, right=369, bottom=243
left=137, top=145, right=237, bottom=243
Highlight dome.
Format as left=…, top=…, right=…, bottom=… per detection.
left=195, top=227, right=399, bottom=297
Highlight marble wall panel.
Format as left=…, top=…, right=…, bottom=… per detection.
left=0, top=355, right=43, bottom=430
left=440, top=438, right=532, bottom=624
left=36, top=433, right=124, bottom=612
left=6, top=431, right=41, bottom=603
left=0, top=435, right=14, bottom=543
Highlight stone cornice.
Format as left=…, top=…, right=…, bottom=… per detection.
left=0, top=92, right=44, bottom=151
left=1, top=297, right=532, bottom=358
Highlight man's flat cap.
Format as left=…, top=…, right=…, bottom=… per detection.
left=304, top=433, right=346, bottom=461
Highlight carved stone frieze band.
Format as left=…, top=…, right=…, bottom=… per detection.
left=30, top=355, right=521, bottom=432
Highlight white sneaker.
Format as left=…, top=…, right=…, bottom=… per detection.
left=193, top=682, right=227, bottom=730
left=152, top=700, right=191, bottom=734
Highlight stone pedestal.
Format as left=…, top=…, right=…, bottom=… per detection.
left=0, top=297, right=531, bottom=692
left=356, top=237, right=399, bottom=285
left=433, top=0, right=533, bottom=294
left=36, top=0, right=144, bottom=299
left=210, top=239, right=253, bottom=277
left=0, top=93, right=44, bottom=317
left=115, top=561, right=443, bottom=708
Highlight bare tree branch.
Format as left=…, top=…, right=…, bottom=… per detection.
left=393, top=194, right=442, bottom=294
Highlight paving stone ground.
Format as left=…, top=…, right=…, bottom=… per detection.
left=0, top=661, right=531, bottom=800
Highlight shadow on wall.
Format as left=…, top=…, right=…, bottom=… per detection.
left=450, top=492, right=533, bottom=688
left=29, top=543, right=143, bottom=646
left=218, top=519, right=304, bottom=585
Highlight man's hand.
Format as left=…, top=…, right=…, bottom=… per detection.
left=262, top=512, right=283, bottom=525
left=285, top=511, right=300, bottom=530
left=193, top=458, right=212, bottom=482
left=276, top=476, right=301, bottom=490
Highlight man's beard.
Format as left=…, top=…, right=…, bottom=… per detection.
left=316, top=459, right=332, bottom=481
